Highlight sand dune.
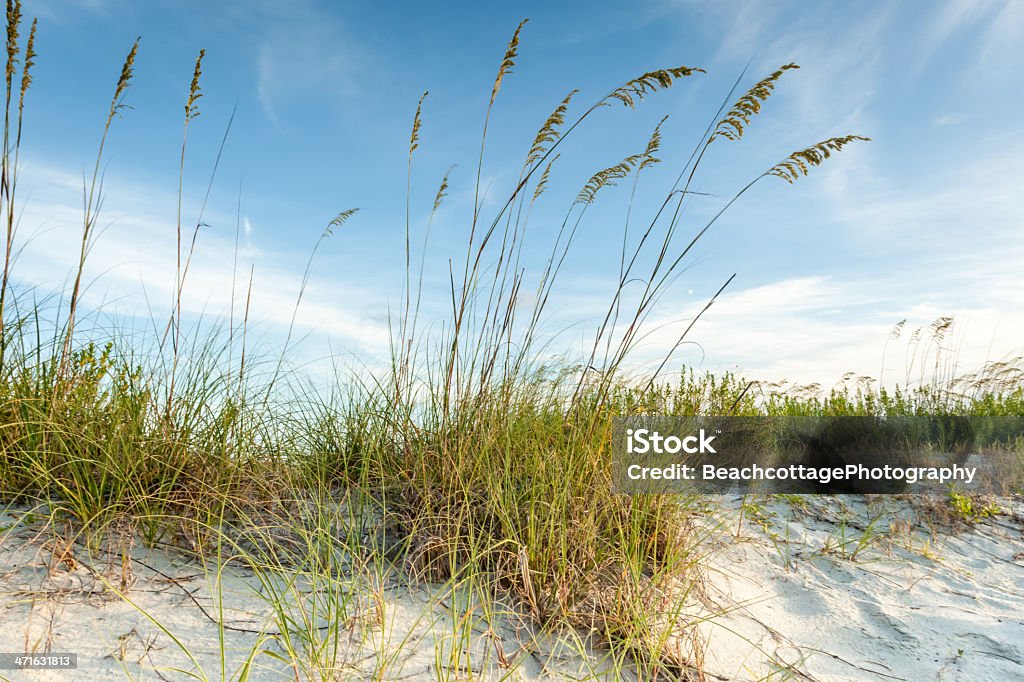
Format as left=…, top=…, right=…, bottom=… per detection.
left=2, top=495, right=1022, bottom=681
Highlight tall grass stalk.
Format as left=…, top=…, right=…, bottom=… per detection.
left=0, top=1, right=35, bottom=367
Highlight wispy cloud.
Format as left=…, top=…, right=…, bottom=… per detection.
left=14, top=162, right=390, bottom=356
left=917, top=0, right=994, bottom=70
left=977, top=0, right=1024, bottom=72
left=817, top=137, right=1024, bottom=249
left=917, top=0, right=1022, bottom=83
left=253, top=3, right=363, bottom=126
left=671, top=0, right=782, bottom=65
left=242, top=216, right=254, bottom=248
left=933, top=113, right=963, bottom=126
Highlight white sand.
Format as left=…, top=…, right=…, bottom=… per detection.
left=695, top=494, right=1024, bottom=681
left=2, top=495, right=1022, bottom=681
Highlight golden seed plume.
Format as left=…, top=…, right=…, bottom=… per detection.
left=17, top=15, right=33, bottom=111
left=110, top=38, right=140, bottom=119
left=930, top=315, right=954, bottom=341
left=526, top=89, right=577, bottom=166
left=888, top=319, right=907, bottom=340
left=185, top=49, right=205, bottom=122
left=324, top=208, right=359, bottom=238
left=532, top=153, right=559, bottom=202
left=410, top=90, right=427, bottom=157
left=766, top=135, right=869, bottom=183
left=490, top=19, right=528, bottom=106
left=433, top=165, right=455, bottom=212
left=712, top=63, right=799, bottom=142
left=5, top=0, right=20, bottom=84
left=604, top=66, right=704, bottom=109
left=639, top=115, right=668, bottom=170
left=575, top=153, right=643, bottom=205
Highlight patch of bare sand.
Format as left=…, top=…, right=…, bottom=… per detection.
left=693, top=494, right=1024, bottom=681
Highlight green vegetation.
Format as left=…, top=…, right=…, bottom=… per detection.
left=0, top=3, right=1020, bottom=679
left=946, top=487, right=1001, bottom=524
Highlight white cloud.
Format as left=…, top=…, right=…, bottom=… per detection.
left=11, top=161, right=391, bottom=359
left=613, top=275, right=1024, bottom=389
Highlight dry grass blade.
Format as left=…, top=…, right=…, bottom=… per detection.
left=766, top=135, right=870, bottom=183
left=604, top=66, right=704, bottom=109
left=490, top=19, right=527, bottom=106
left=712, top=63, right=799, bottom=142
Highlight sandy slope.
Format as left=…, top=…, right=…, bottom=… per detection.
left=0, top=506, right=631, bottom=681
left=1, top=495, right=1022, bottom=681
left=696, top=495, right=1024, bottom=681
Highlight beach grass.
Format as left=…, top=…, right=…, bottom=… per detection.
left=1, top=3, right=1022, bottom=679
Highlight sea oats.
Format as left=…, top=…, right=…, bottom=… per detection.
left=324, top=207, right=359, bottom=238
left=766, top=135, right=870, bottom=183
left=490, top=19, right=527, bottom=106
left=16, top=15, right=33, bottom=113
left=575, top=153, right=643, bottom=206
left=639, top=115, right=669, bottom=170
left=409, top=90, right=427, bottom=157
left=526, top=89, right=577, bottom=167
left=4, top=0, right=21, bottom=85
left=532, top=154, right=558, bottom=202
left=110, top=38, right=140, bottom=120
left=185, top=49, right=205, bottom=122
left=433, top=165, right=455, bottom=213
left=712, top=63, right=799, bottom=143
left=604, top=66, right=704, bottom=109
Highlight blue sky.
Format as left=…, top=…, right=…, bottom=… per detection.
left=12, top=0, right=1024, bottom=388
